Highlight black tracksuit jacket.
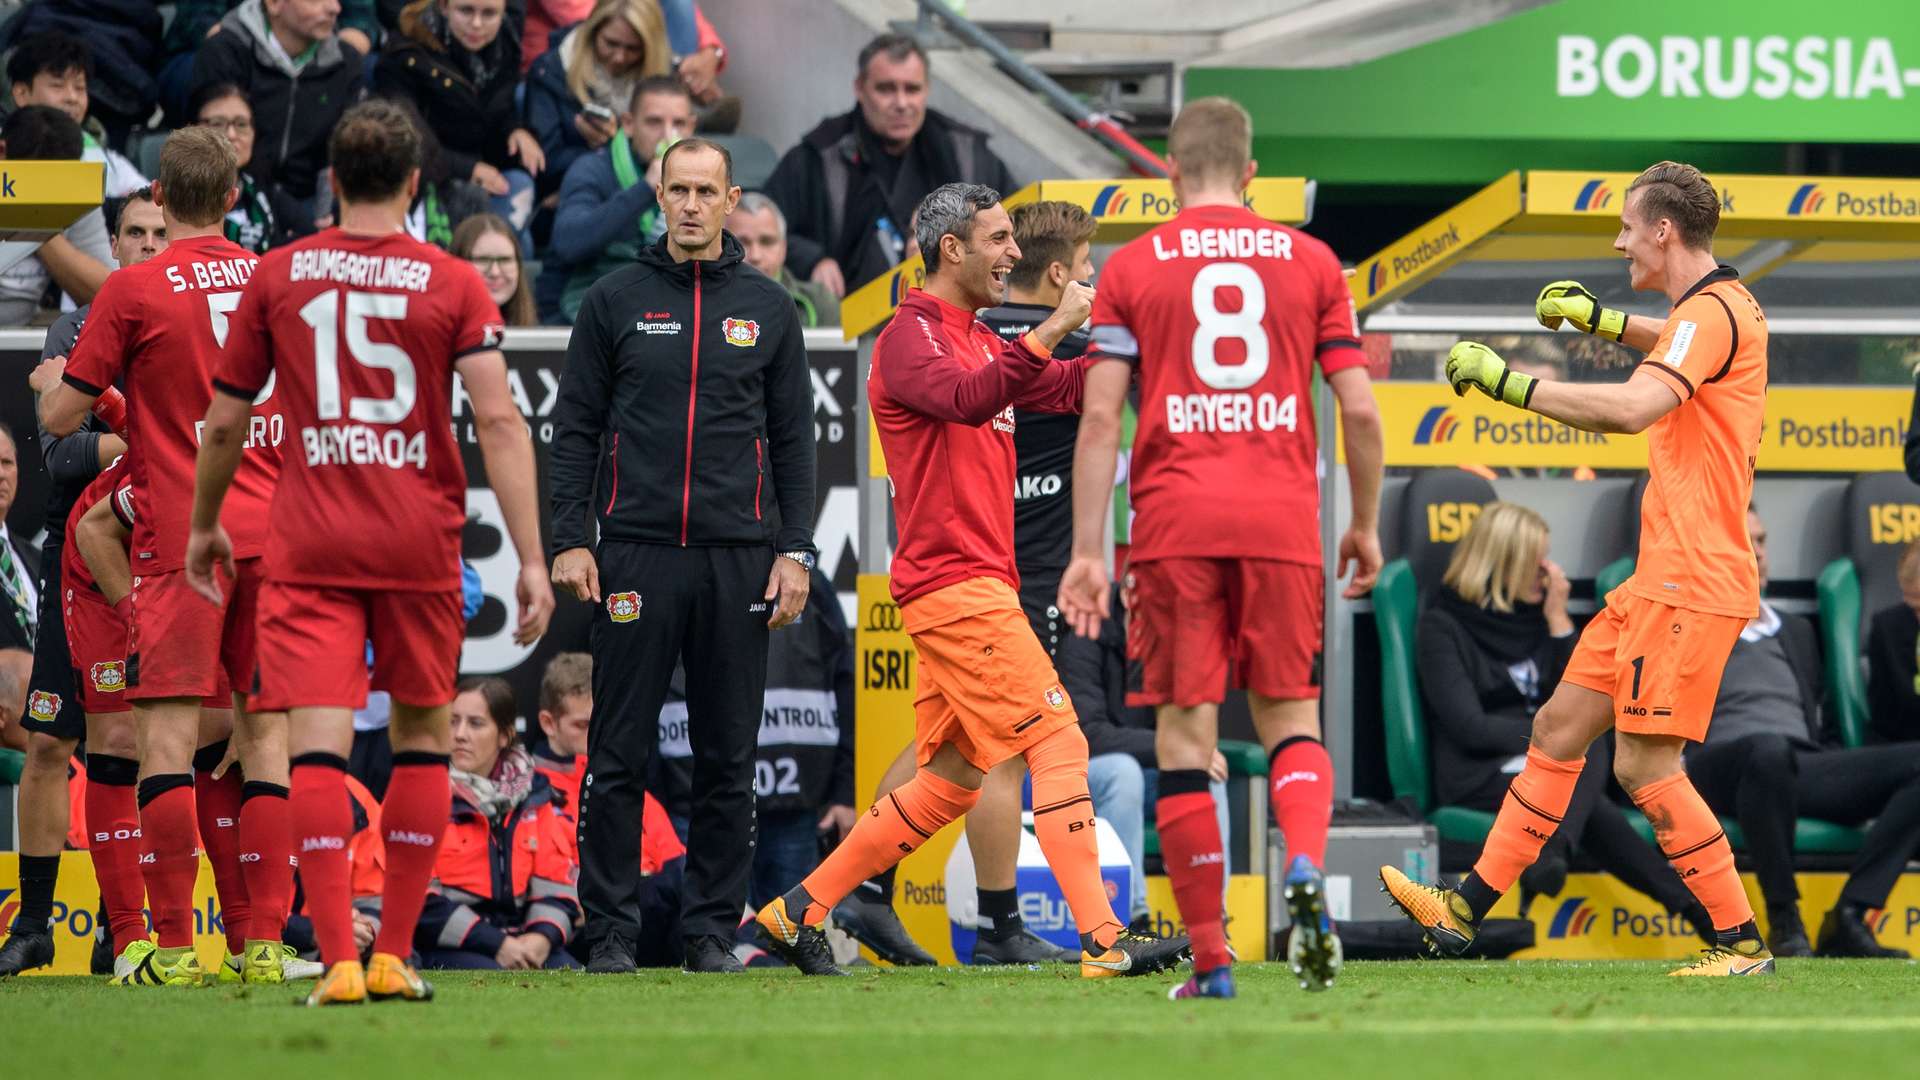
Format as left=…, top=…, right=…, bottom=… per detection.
left=549, top=233, right=818, bottom=556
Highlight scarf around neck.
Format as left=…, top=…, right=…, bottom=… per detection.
left=451, top=743, right=535, bottom=823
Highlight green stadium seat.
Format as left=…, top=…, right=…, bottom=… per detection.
left=1817, top=558, right=1868, bottom=750
left=1595, top=556, right=1634, bottom=600
left=0, top=747, right=23, bottom=785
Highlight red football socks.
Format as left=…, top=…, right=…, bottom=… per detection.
left=1630, top=771, right=1756, bottom=933
left=1027, top=724, right=1123, bottom=951
left=84, top=754, right=148, bottom=954
left=239, top=781, right=294, bottom=943
left=793, top=768, right=980, bottom=925
left=137, top=775, right=201, bottom=948
left=193, top=744, right=249, bottom=952
left=374, top=752, right=451, bottom=958
left=1471, top=745, right=1584, bottom=893
left=1157, top=772, right=1229, bottom=971
left=291, top=754, right=356, bottom=966
left=1269, top=737, right=1333, bottom=869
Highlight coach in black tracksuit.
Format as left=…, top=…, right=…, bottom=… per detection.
left=548, top=139, right=818, bottom=975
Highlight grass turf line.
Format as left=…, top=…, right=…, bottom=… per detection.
left=7, top=959, right=1920, bottom=1079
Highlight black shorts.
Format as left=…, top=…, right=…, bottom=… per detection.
left=22, top=545, right=84, bottom=741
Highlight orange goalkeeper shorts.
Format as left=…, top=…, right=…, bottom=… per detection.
left=1560, top=588, right=1746, bottom=743
left=902, top=577, right=1079, bottom=772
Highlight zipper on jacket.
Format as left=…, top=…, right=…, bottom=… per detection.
left=754, top=437, right=763, bottom=520
left=681, top=263, right=702, bottom=546
left=604, top=433, right=620, bottom=514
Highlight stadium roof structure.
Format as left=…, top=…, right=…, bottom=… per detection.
left=0, top=161, right=108, bottom=280
left=1350, top=170, right=1920, bottom=334
left=839, top=176, right=1316, bottom=340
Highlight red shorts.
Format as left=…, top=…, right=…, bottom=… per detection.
left=1125, top=557, right=1323, bottom=708
left=251, top=583, right=465, bottom=711
left=63, top=586, right=131, bottom=715
left=1560, top=589, right=1746, bottom=743
left=127, top=560, right=262, bottom=703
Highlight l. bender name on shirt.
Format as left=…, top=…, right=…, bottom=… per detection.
left=1152, top=224, right=1295, bottom=262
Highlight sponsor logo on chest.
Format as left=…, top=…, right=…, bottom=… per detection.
left=637, top=311, right=682, bottom=335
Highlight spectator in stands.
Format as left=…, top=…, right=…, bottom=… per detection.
left=188, top=0, right=366, bottom=224
left=376, top=0, right=544, bottom=244
left=188, top=82, right=301, bottom=251
left=1418, top=502, right=1710, bottom=930
left=162, top=2, right=377, bottom=120
left=3, top=0, right=166, bottom=143
left=452, top=214, right=537, bottom=325
left=1686, top=508, right=1920, bottom=958
left=0, top=106, right=113, bottom=326
left=6, top=32, right=147, bottom=196
left=727, top=193, right=840, bottom=329
left=1866, top=538, right=1920, bottom=744
left=523, top=0, right=671, bottom=198
left=417, top=676, right=584, bottom=969
left=541, top=74, right=688, bottom=322
left=0, top=422, right=33, bottom=669
left=766, top=32, right=1013, bottom=299
left=0, top=652, right=25, bottom=751
left=530, top=653, right=689, bottom=967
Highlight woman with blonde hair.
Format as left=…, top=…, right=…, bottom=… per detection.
left=1417, top=502, right=1710, bottom=933
left=525, top=0, right=671, bottom=191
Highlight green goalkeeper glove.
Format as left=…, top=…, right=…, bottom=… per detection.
left=1536, top=280, right=1627, bottom=341
left=1446, top=342, right=1536, bottom=408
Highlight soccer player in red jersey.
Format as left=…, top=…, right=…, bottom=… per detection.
left=754, top=182, right=1189, bottom=979
left=40, top=127, right=294, bottom=988
left=185, top=100, right=554, bottom=1006
left=1058, top=98, right=1386, bottom=999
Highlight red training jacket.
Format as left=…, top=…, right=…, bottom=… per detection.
left=869, top=289, right=1087, bottom=605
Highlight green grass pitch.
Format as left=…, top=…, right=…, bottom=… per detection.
left=8, top=960, right=1920, bottom=1079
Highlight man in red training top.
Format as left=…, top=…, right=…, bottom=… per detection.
left=753, top=182, right=1189, bottom=979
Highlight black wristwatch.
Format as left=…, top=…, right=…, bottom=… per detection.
left=778, top=550, right=816, bottom=572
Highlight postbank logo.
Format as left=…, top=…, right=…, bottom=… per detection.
left=1412, top=405, right=1459, bottom=445
left=1787, top=183, right=1827, bottom=215
left=1365, top=261, right=1386, bottom=298
left=1091, top=183, right=1131, bottom=217
left=1547, top=897, right=1598, bottom=938
left=1573, top=179, right=1614, bottom=211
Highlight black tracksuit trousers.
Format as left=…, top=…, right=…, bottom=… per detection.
left=578, top=541, right=773, bottom=944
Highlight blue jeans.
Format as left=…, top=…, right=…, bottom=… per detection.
left=751, top=809, right=820, bottom=910
left=1096, top=763, right=1230, bottom=917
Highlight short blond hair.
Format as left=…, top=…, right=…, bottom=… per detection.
left=1626, top=161, right=1719, bottom=250
left=157, top=125, right=237, bottom=227
left=1168, top=97, right=1252, bottom=189
left=1442, top=502, right=1548, bottom=614
left=540, top=652, right=593, bottom=714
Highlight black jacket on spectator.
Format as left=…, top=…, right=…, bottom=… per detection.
left=1, top=0, right=162, bottom=139
left=1052, top=584, right=1158, bottom=767
left=522, top=25, right=589, bottom=196
left=374, top=5, right=523, bottom=183
left=1866, top=603, right=1920, bottom=744
left=189, top=0, right=364, bottom=201
left=765, top=106, right=1014, bottom=293
left=167, top=0, right=382, bottom=56
left=1417, top=588, right=1576, bottom=808
left=549, top=233, right=817, bottom=555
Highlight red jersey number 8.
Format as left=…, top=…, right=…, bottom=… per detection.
left=1190, top=262, right=1268, bottom=391
left=298, top=290, right=418, bottom=423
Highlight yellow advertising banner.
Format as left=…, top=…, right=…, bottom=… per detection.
left=0, top=160, right=107, bottom=230
left=1526, top=170, right=1920, bottom=241
left=1, top=854, right=233, bottom=975
left=1499, top=870, right=1920, bottom=960
left=1355, top=382, right=1908, bottom=472
left=1349, top=171, right=1522, bottom=311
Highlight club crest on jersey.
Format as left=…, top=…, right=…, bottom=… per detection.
left=482, top=322, right=505, bottom=348
left=722, top=317, right=760, bottom=347
left=91, top=661, right=128, bottom=694
left=607, top=591, right=643, bottom=623
left=27, top=690, right=60, bottom=723
left=1045, top=685, right=1067, bottom=712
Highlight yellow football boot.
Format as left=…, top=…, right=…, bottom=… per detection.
left=305, top=960, right=368, bottom=1006
left=1379, top=866, right=1478, bottom=956
left=366, top=952, right=435, bottom=1002
left=1670, top=938, right=1775, bottom=977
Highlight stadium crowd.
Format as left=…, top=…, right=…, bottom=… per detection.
left=0, top=0, right=1917, bottom=989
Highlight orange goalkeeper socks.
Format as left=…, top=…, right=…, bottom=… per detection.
left=1470, top=745, right=1585, bottom=895
left=1026, top=724, right=1124, bottom=951
left=1630, top=771, right=1755, bottom=934
left=789, top=769, right=980, bottom=924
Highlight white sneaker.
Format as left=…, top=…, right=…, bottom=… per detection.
left=279, top=945, right=325, bottom=981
